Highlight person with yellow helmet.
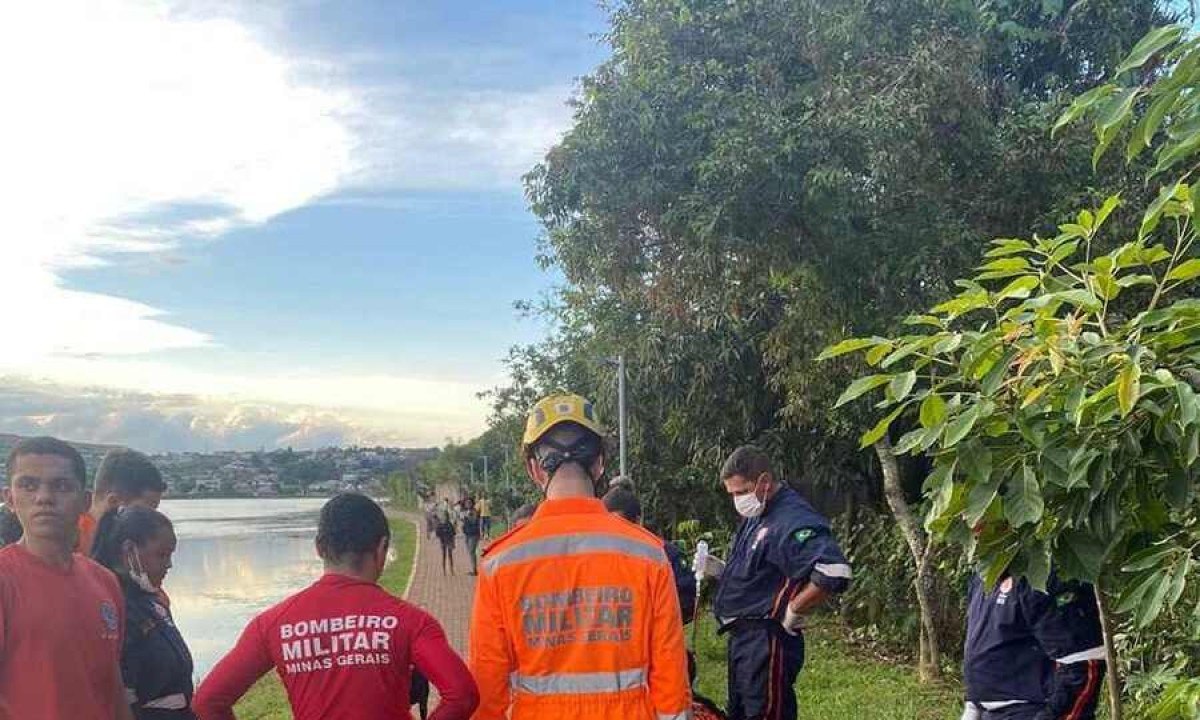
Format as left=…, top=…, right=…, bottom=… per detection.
left=467, top=393, right=692, bottom=720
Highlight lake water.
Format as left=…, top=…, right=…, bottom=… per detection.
left=159, top=498, right=328, bottom=680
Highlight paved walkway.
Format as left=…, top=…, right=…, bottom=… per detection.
left=400, top=513, right=479, bottom=655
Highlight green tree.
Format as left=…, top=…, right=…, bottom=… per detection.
left=507, top=0, right=1176, bottom=668
left=827, top=24, right=1200, bottom=718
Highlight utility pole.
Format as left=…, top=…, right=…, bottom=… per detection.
left=618, top=353, right=628, bottom=483
left=482, top=455, right=489, bottom=494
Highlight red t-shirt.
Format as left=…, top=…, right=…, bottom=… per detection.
left=193, top=573, right=478, bottom=720
left=0, top=544, right=125, bottom=720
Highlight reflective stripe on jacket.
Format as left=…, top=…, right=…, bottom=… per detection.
left=468, top=497, right=692, bottom=720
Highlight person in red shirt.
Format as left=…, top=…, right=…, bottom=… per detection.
left=193, top=493, right=478, bottom=720
left=0, top=436, right=134, bottom=720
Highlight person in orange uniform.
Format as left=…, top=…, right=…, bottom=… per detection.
left=469, top=393, right=692, bottom=720
left=77, top=449, right=167, bottom=555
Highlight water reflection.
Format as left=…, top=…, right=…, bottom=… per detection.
left=159, top=499, right=327, bottom=679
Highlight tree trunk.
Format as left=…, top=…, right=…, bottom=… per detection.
left=874, top=437, right=942, bottom=681
left=1095, top=582, right=1124, bottom=720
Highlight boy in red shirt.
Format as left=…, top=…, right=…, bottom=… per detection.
left=0, top=436, right=133, bottom=720
left=194, top=493, right=478, bottom=720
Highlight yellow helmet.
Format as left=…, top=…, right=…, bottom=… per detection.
left=521, top=393, right=604, bottom=454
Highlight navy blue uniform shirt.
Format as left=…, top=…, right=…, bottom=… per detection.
left=122, top=581, right=196, bottom=719
left=664, top=540, right=698, bottom=623
left=713, top=486, right=850, bottom=626
left=964, top=573, right=1105, bottom=718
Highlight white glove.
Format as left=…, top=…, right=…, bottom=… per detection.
left=960, top=704, right=981, bottom=720
left=693, top=552, right=726, bottom=579
left=782, top=604, right=804, bottom=635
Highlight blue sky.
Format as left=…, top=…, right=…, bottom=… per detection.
left=0, top=0, right=609, bottom=450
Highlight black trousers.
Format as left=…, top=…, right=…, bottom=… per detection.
left=726, top=622, right=805, bottom=720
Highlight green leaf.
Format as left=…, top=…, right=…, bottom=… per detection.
left=865, top=342, right=893, bottom=366
left=1128, top=90, right=1174, bottom=161
left=958, top=440, right=993, bottom=485
left=1053, top=84, right=1117, bottom=137
left=835, top=375, right=891, bottom=408
left=943, top=404, right=983, bottom=448
left=817, top=337, right=883, bottom=361
left=888, top=370, right=918, bottom=402
left=982, top=543, right=1020, bottom=591
left=1094, top=194, right=1121, bottom=229
left=1117, top=570, right=1161, bottom=614
left=1141, top=181, right=1182, bottom=239
left=1118, top=361, right=1141, bottom=417
left=1059, top=530, right=1106, bottom=582
left=1167, top=555, right=1191, bottom=607
left=1122, top=546, right=1174, bottom=572
left=903, top=315, right=945, bottom=328
left=965, top=476, right=1000, bottom=526
left=1165, top=258, right=1200, bottom=283
left=1054, top=289, right=1103, bottom=311
left=1137, top=570, right=1172, bottom=628
left=1116, top=274, right=1156, bottom=288
left=978, top=257, right=1030, bottom=273
left=919, top=393, right=947, bottom=429
left=1116, top=25, right=1186, bottom=75
left=1024, top=543, right=1051, bottom=593
left=860, top=404, right=905, bottom=449
left=995, top=276, right=1039, bottom=301
left=1177, top=381, right=1198, bottom=428
left=1004, top=463, right=1045, bottom=527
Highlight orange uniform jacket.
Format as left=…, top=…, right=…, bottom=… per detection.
left=468, top=497, right=692, bottom=720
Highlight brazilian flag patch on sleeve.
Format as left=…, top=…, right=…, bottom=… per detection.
left=793, top=528, right=815, bottom=545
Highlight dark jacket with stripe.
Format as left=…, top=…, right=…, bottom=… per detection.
left=713, top=486, right=850, bottom=627
left=964, top=573, right=1105, bottom=719
left=122, top=581, right=196, bottom=719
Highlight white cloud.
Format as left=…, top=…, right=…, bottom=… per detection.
left=0, top=373, right=488, bottom=451
left=0, top=1, right=571, bottom=446
left=0, top=0, right=356, bottom=359
left=353, top=84, right=576, bottom=190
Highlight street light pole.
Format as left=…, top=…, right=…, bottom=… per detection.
left=482, top=455, right=489, bottom=493
left=618, top=353, right=628, bottom=483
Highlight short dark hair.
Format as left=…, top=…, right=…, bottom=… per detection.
left=602, top=484, right=642, bottom=523
left=5, top=437, right=87, bottom=489
left=530, top=422, right=604, bottom=473
left=720, top=445, right=773, bottom=482
left=91, top=507, right=173, bottom=572
left=94, top=449, right=166, bottom=499
left=0, top=505, right=22, bottom=546
left=316, top=493, right=390, bottom=565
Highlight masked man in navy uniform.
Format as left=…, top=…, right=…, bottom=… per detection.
left=695, top=445, right=851, bottom=720
left=962, top=571, right=1106, bottom=720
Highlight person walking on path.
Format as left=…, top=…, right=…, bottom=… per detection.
left=695, top=445, right=852, bottom=720
left=193, top=493, right=478, bottom=720
left=461, top=503, right=481, bottom=575
left=435, top=499, right=457, bottom=575
left=476, top=495, right=492, bottom=539
left=92, top=507, right=196, bottom=720
left=468, top=393, right=691, bottom=720
left=0, top=436, right=134, bottom=720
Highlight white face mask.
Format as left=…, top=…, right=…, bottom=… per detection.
left=125, top=547, right=157, bottom=593
left=733, top=479, right=767, bottom=518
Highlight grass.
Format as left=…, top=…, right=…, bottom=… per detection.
left=691, top=614, right=963, bottom=720
left=232, top=515, right=419, bottom=719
